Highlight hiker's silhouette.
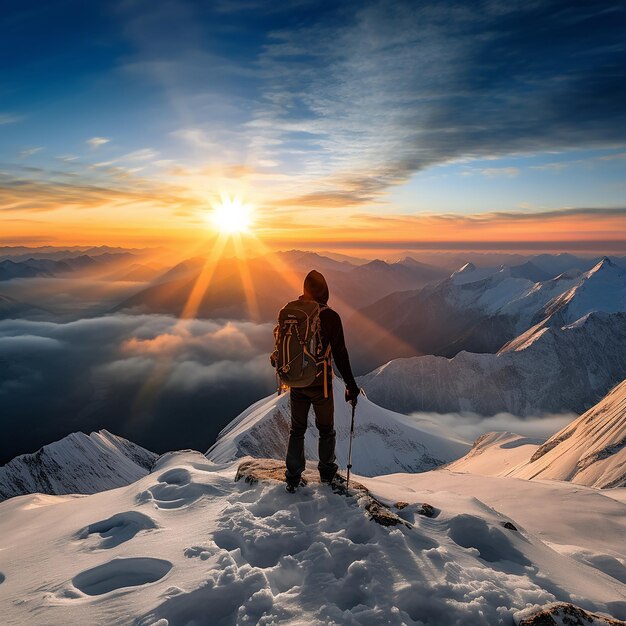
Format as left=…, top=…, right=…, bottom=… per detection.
left=271, top=269, right=360, bottom=492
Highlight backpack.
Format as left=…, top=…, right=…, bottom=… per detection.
left=271, top=299, right=332, bottom=397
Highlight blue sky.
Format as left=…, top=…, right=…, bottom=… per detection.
left=1, top=0, right=625, bottom=248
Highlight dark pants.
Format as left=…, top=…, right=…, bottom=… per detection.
left=285, top=385, right=338, bottom=486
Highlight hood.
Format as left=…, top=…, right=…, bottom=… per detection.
left=301, top=269, right=329, bottom=304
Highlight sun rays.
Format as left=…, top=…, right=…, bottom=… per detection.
left=125, top=186, right=416, bottom=424
left=129, top=195, right=264, bottom=419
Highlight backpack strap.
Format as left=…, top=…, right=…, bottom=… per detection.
left=316, top=303, right=332, bottom=398
left=322, top=342, right=332, bottom=398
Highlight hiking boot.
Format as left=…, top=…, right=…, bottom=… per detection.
left=329, top=473, right=350, bottom=494
left=320, top=473, right=336, bottom=485
left=285, top=477, right=307, bottom=493
left=331, top=473, right=347, bottom=487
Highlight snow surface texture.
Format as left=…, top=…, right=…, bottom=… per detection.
left=1, top=450, right=625, bottom=625
left=207, top=378, right=470, bottom=476
left=0, top=430, right=157, bottom=501
left=449, top=378, right=626, bottom=488
left=360, top=258, right=626, bottom=416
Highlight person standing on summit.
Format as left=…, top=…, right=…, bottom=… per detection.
left=271, top=270, right=360, bottom=492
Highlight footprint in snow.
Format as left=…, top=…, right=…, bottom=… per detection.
left=76, top=511, right=158, bottom=549
left=157, top=468, right=192, bottom=486
left=447, top=514, right=531, bottom=566
left=136, top=468, right=224, bottom=510
left=71, top=557, right=172, bottom=596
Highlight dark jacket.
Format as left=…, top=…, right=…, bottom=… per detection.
left=300, top=270, right=358, bottom=394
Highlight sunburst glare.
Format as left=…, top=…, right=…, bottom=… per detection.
left=208, top=195, right=254, bottom=234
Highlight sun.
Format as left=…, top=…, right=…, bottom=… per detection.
left=208, top=195, right=253, bottom=234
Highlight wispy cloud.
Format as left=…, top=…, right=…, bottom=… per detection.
left=0, top=165, right=197, bottom=213
left=463, top=167, right=521, bottom=178
left=18, top=147, right=44, bottom=159
left=171, top=128, right=218, bottom=151
left=87, top=137, right=110, bottom=149
left=531, top=151, right=626, bottom=172
left=121, top=148, right=159, bottom=161
left=249, top=0, right=626, bottom=204
left=0, top=113, right=22, bottom=125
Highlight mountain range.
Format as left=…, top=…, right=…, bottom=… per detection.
left=359, top=259, right=626, bottom=415
left=113, top=251, right=449, bottom=321
left=0, top=252, right=138, bottom=282
left=348, top=256, right=626, bottom=370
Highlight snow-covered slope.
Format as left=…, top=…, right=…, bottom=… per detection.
left=447, top=378, right=626, bottom=489
left=360, top=311, right=626, bottom=416
left=446, top=432, right=543, bottom=477
left=1, top=451, right=625, bottom=625
left=0, top=430, right=157, bottom=501
left=207, top=378, right=470, bottom=475
left=513, top=379, right=626, bottom=488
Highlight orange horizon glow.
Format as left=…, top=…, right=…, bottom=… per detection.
left=3, top=208, right=625, bottom=252
left=2, top=168, right=625, bottom=252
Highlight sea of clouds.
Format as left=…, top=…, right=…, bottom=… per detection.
left=0, top=311, right=579, bottom=464
left=0, top=314, right=276, bottom=463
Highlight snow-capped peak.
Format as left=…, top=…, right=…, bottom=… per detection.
left=0, top=430, right=157, bottom=500
left=207, top=378, right=470, bottom=476
left=539, top=255, right=626, bottom=323
left=586, top=255, right=617, bottom=275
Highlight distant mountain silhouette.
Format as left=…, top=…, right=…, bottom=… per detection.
left=113, top=251, right=449, bottom=322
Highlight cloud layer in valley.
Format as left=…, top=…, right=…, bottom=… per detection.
left=0, top=314, right=276, bottom=463
left=412, top=411, right=576, bottom=445
left=0, top=309, right=581, bottom=465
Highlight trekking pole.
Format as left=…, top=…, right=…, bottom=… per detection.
left=346, top=400, right=356, bottom=489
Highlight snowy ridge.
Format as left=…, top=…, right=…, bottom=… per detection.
left=0, top=430, right=157, bottom=501
left=446, top=256, right=625, bottom=326
left=537, top=257, right=626, bottom=324
left=448, top=379, right=626, bottom=488
left=207, top=378, right=470, bottom=476
left=446, top=432, right=543, bottom=478
left=360, top=311, right=626, bottom=416
left=0, top=450, right=625, bottom=624
left=513, top=378, right=626, bottom=488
